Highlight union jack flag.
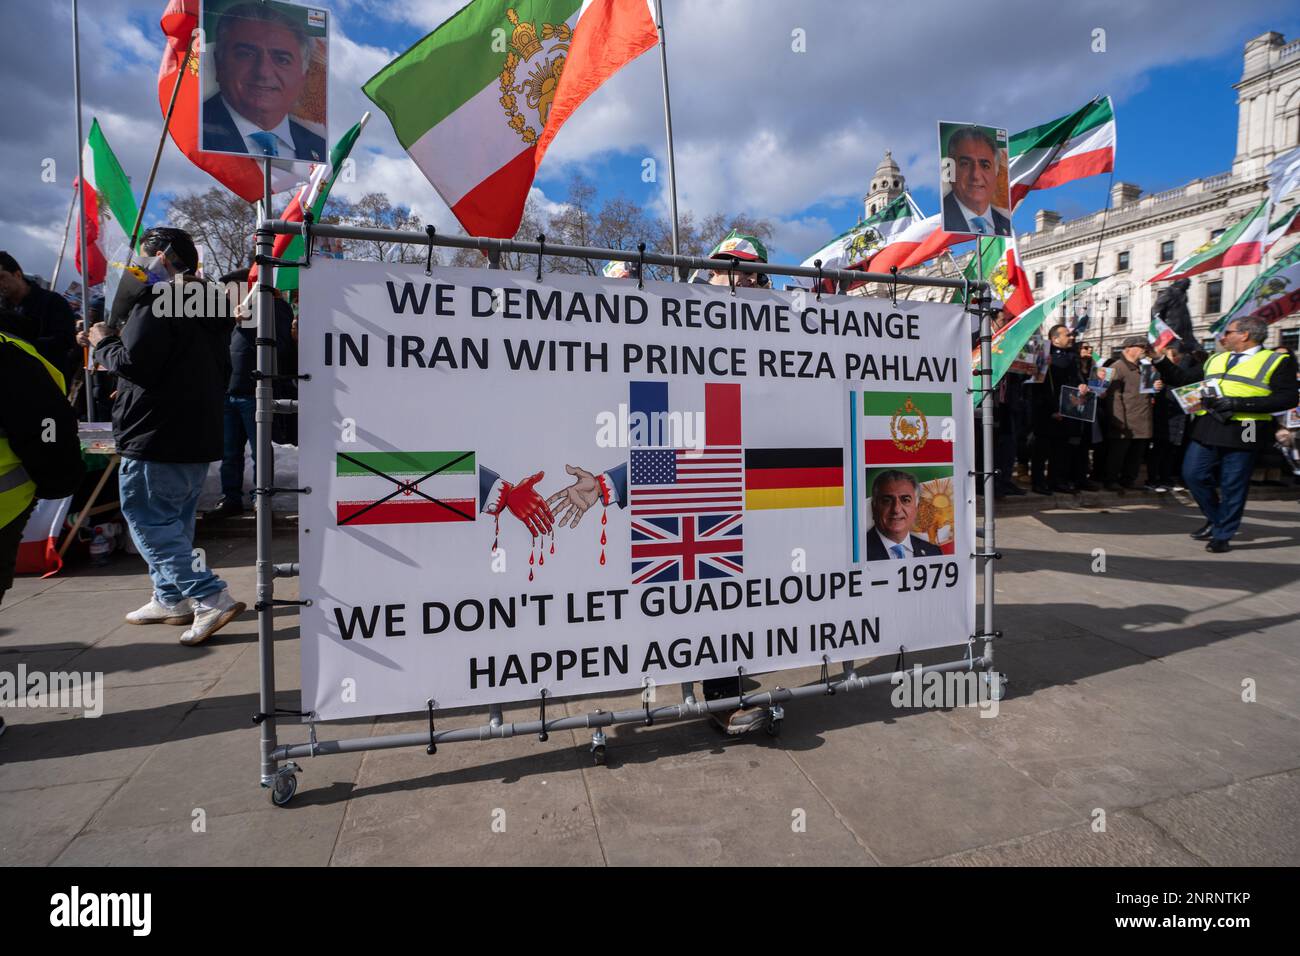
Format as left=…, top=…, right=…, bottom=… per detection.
left=631, top=514, right=743, bottom=583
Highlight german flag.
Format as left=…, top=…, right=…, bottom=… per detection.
left=744, top=448, right=844, bottom=510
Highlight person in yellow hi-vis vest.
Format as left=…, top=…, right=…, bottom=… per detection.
left=0, top=320, right=85, bottom=738
left=0, top=323, right=84, bottom=604
left=1155, top=315, right=1298, bottom=553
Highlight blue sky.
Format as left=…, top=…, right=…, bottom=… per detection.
left=2, top=1, right=1297, bottom=279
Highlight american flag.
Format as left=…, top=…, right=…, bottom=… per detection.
left=631, top=514, right=743, bottom=583
left=629, top=447, right=744, bottom=517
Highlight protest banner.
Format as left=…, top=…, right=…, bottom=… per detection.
left=296, top=261, right=976, bottom=719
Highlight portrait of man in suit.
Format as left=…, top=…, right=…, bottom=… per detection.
left=201, top=1, right=328, bottom=163
left=865, top=469, right=944, bottom=561
left=939, top=124, right=1011, bottom=237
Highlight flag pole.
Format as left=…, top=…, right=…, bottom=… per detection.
left=49, top=187, right=77, bottom=291
left=653, top=0, right=682, bottom=272
left=124, top=30, right=196, bottom=272
left=72, top=0, right=94, bottom=421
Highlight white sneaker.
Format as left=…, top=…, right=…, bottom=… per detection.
left=180, top=589, right=247, bottom=646
left=126, top=596, right=195, bottom=625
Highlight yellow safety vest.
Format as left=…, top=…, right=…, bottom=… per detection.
left=1195, top=348, right=1286, bottom=422
left=0, top=331, right=67, bottom=528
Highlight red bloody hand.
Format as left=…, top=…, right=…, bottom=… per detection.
left=506, top=471, right=554, bottom=537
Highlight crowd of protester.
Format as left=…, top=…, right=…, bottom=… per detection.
left=2, top=227, right=1299, bottom=645
left=987, top=317, right=1299, bottom=502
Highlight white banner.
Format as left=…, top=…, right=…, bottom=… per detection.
left=298, top=261, right=976, bottom=719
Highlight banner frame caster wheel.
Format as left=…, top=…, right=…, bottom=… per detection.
left=270, top=764, right=300, bottom=807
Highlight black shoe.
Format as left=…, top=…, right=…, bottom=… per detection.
left=1103, top=482, right=1122, bottom=492
left=203, top=496, right=245, bottom=520
left=1190, top=521, right=1214, bottom=540
left=1080, top=481, right=1101, bottom=492
left=1031, top=484, right=1052, bottom=495
left=1206, top=538, right=1231, bottom=553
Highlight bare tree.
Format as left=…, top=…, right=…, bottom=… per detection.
left=167, top=188, right=260, bottom=277
left=334, top=192, right=426, bottom=264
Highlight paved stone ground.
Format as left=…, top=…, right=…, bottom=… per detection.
left=2, top=496, right=1297, bottom=866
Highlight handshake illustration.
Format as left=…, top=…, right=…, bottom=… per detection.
left=479, top=463, right=628, bottom=537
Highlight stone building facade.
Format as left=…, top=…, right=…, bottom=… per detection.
left=866, top=31, right=1300, bottom=354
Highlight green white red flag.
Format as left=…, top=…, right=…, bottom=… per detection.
left=958, top=235, right=1034, bottom=316
left=1213, top=243, right=1300, bottom=333
left=1264, top=204, right=1300, bottom=251
left=970, top=277, right=1105, bottom=390
left=1148, top=314, right=1178, bottom=350
left=363, top=0, right=659, bottom=238
left=1149, top=199, right=1269, bottom=283
left=1008, top=97, right=1116, bottom=210
left=801, top=192, right=923, bottom=274
left=74, top=119, right=140, bottom=290
left=866, top=213, right=964, bottom=273
left=254, top=115, right=368, bottom=290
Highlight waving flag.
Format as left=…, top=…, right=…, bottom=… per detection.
left=253, top=116, right=369, bottom=290
left=1008, top=97, right=1116, bottom=210
left=1213, top=244, right=1300, bottom=333
left=1265, top=204, right=1300, bottom=252
left=1149, top=200, right=1269, bottom=283
left=73, top=119, right=140, bottom=290
left=364, top=0, right=658, bottom=238
left=1148, top=314, right=1178, bottom=350
left=957, top=235, right=1034, bottom=316
left=866, top=214, right=964, bottom=273
left=970, top=277, right=1106, bottom=391
left=1266, top=145, right=1300, bottom=206
left=801, top=193, right=923, bottom=277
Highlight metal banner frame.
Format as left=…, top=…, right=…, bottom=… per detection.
left=251, top=189, right=1003, bottom=807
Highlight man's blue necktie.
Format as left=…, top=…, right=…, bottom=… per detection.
left=1226, top=352, right=1243, bottom=371
left=890, top=544, right=906, bottom=559
left=248, top=131, right=280, bottom=157
left=971, top=216, right=991, bottom=235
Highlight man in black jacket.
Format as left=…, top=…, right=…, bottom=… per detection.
left=0, top=251, right=79, bottom=380
left=87, top=227, right=247, bottom=645
left=204, top=268, right=296, bottom=519
left=1030, top=325, right=1093, bottom=493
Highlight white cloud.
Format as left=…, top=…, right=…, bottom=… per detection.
left=0, top=0, right=1292, bottom=282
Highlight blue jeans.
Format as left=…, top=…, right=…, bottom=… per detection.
left=119, top=458, right=224, bottom=603
left=220, top=395, right=257, bottom=500
left=1181, top=439, right=1257, bottom=541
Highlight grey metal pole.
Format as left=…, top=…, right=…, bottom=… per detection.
left=256, top=158, right=280, bottom=788
left=72, top=0, right=94, bottom=420
left=653, top=0, right=681, bottom=264
left=124, top=34, right=195, bottom=273
left=50, top=188, right=77, bottom=290
left=977, top=244, right=996, bottom=669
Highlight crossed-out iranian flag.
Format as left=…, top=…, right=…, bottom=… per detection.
left=73, top=120, right=139, bottom=291
left=364, top=0, right=659, bottom=239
